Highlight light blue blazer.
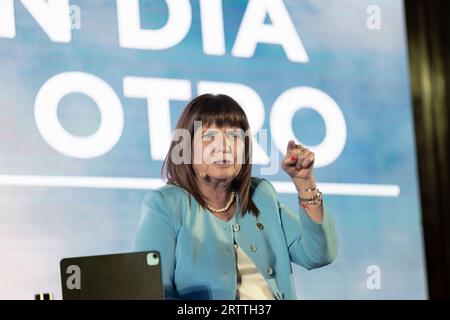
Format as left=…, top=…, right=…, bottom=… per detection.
left=133, top=177, right=338, bottom=300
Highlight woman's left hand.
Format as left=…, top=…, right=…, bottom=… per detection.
left=281, top=140, right=315, bottom=181
left=282, top=141, right=323, bottom=222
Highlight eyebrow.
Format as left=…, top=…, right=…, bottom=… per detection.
left=201, top=130, right=220, bottom=139
left=202, top=128, right=242, bottom=137
left=202, top=129, right=219, bottom=135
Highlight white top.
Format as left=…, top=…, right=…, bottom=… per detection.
left=234, top=243, right=275, bottom=300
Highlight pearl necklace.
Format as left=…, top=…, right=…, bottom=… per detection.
left=206, top=191, right=236, bottom=214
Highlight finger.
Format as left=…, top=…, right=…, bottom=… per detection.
left=286, top=140, right=296, bottom=152
left=286, top=141, right=297, bottom=158
left=296, top=155, right=303, bottom=170
left=295, top=148, right=310, bottom=169
left=287, top=140, right=304, bottom=157
left=302, top=158, right=312, bottom=168
left=301, top=153, right=315, bottom=168
left=282, top=163, right=298, bottom=178
left=286, top=155, right=298, bottom=165
left=283, top=155, right=298, bottom=169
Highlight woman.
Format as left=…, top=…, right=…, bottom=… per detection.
left=134, top=94, right=338, bottom=300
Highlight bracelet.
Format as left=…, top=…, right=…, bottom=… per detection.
left=295, top=184, right=317, bottom=193
left=304, top=185, right=317, bottom=193
left=298, top=189, right=321, bottom=201
left=298, top=190, right=323, bottom=206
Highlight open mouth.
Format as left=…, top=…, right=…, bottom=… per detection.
left=212, top=160, right=234, bottom=165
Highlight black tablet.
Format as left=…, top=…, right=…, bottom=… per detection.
left=60, top=251, right=163, bottom=300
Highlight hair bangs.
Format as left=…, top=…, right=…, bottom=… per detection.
left=194, top=95, right=249, bottom=131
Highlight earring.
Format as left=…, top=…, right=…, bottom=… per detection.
left=199, top=164, right=208, bottom=178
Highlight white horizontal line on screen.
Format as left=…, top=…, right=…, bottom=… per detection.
left=0, top=175, right=401, bottom=197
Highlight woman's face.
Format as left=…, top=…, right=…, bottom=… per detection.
left=192, top=124, right=245, bottom=181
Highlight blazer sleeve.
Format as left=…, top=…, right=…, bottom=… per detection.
left=263, top=179, right=338, bottom=270
left=133, top=190, right=178, bottom=299
left=280, top=201, right=338, bottom=270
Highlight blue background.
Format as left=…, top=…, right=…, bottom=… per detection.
left=0, top=0, right=427, bottom=299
